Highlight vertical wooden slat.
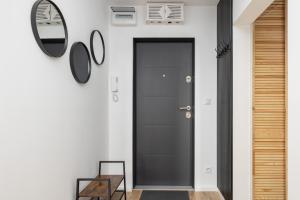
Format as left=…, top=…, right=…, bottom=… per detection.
left=284, top=0, right=288, bottom=197
left=253, top=0, right=287, bottom=199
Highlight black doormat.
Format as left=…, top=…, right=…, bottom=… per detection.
left=140, top=191, right=189, bottom=200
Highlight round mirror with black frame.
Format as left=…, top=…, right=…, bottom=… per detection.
left=31, top=0, right=68, bottom=57
left=90, top=30, right=105, bottom=65
left=70, top=42, right=91, bottom=84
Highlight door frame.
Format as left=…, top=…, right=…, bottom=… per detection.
left=132, top=38, right=195, bottom=188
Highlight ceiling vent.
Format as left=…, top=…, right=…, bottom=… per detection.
left=36, top=1, right=62, bottom=25
left=111, top=6, right=137, bottom=26
left=146, top=3, right=184, bottom=24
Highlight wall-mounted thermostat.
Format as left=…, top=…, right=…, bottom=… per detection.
left=111, top=6, right=137, bottom=26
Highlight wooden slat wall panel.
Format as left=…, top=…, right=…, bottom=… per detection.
left=253, top=0, right=287, bottom=199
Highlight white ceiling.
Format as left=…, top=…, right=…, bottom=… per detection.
left=109, top=0, right=219, bottom=6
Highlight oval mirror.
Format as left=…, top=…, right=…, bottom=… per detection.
left=90, top=30, right=105, bottom=65
left=70, top=42, right=91, bottom=84
left=31, top=0, right=68, bottom=57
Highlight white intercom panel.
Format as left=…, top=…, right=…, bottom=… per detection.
left=111, top=76, right=119, bottom=92
left=111, top=76, right=119, bottom=102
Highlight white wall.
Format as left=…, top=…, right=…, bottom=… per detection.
left=288, top=1, right=300, bottom=199
left=108, top=6, right=217, bottom=191
left=233, top=0, right=252, bottom=22
left=233, top=4, right=252, bottom=200
left=234, top=0, right=274, bottom=25
left=0, top=1, right=109, bottom=200
left=233, top=2, right=256, bottom=199
left=232, top=24, right=253, bottom=200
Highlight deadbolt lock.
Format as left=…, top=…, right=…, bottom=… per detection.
left=186, top=112, right=192, bottom=119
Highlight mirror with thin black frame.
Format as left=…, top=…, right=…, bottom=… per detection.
left=90, top=30, right=105, bottom=65
left=31, top=0, right=68, bottom=57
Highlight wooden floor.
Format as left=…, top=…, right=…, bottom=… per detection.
left=127, top=190, right=223, bottom=200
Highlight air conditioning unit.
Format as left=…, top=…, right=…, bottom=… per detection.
left=111, top=7, right=137, bottom=26
left=146, top=3, right=184, bottom=24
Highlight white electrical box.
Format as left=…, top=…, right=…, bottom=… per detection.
left=111, top=7, right=137, bottom=26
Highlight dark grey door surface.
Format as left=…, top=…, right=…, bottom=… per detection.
left=134, top=39, right=194, bottom=187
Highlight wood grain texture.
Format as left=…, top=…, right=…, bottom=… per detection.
left=127, top=191, right=222, bottom=200
left=79, top=175, right=124, bottom=198
left=253, top=0, right=287, bottom=199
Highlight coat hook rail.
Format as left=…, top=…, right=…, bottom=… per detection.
left=215, top=41, right=232, bottom=59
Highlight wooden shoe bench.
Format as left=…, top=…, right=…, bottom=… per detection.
left=76, top=161, right=127, bottom=200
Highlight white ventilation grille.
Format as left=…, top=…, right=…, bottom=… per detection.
left=147, top=4, right=164, bottom=22
left=165, top=4, right=184, bottom=22
left=36, top=1, right=62, bottom=25
left=146, top=3, right=184, bottom=24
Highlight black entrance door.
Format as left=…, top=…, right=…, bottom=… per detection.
left=134, top=38, right=194, bottom=187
